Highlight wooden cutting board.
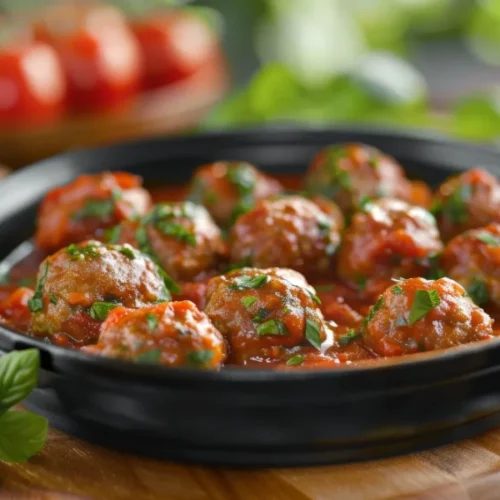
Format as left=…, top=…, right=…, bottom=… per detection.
left=1, top=428, right=500, bottom=500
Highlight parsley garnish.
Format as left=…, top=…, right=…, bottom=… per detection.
left=89, top=301, right=120, bottom=321
left=408, top=289, right=441, bottom=324
left=305, top=319, right=322, bottom=350
left=252, top=308, right=271, bottom=322
left=392, top=285, right=403, bottom=295
left=228, top=274, right=269, bottom=291
left=156, top=221, right=196, bottom=246
left=476, top=232, right=500, bottom=246
left=226, top=256, right=252, bottom=272
left=355, top=274, right=367, bottom=291
left=286, top=354, right=305, bottom=366
left=104, top=225, right=121, bottom=244
left=187, top=350, right=214, bottom=365
left=27, top=263, right=49, bottom=313
left=362, top=297, right=384, bottom=329
left=308, top=291, right=322, bottom=305
left=241, top=296, right=257, bottom=308
left=256, top=319, right=289, bottom=336
left=72, top=198, right=115, bottom=221
left=145, top=313, right=158, bottom=330
left=338, top=329, right=361, bottom=346
left=135, top=349, right=162, bottom=364
left=227, top=163, right=256, bottom=224
left=66, top=243, right=100, bottom=261
left=467, top=278, right=489, bottom=306
left=118, top=245, right=135, bottom=260
left=434, top=184, right=472, bottom=223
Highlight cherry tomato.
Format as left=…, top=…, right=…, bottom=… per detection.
left=0, top=42, right=66, bottom=127
left=131, top=11, right=219, bottom=90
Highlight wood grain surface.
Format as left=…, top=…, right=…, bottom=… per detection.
left=1, top=428, right=500, bottom=500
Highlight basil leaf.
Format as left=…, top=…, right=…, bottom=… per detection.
left=228, top=274, right=269, bottom=291
left=241, top=296, right=257, bottom=308
left=145, top=313, right=158, bottom=330
left=256, top=319, right=289, bottom=336
left=305, top=319, right=322, bottom=350
left=476, top=232, right=500, bottom=246
left=0, top=349, right=39, bottom=413
left=286, top=354, right=305, bottom=366
left=408, top=289, right=441, bottom=325
left=28, top=262, right=49, bottom=313
left=187, top=350, right=214, bottom=365
left=392, top=285, right=403, bottom=295
left=338, top=329, right=360, bottom=346
left=0, top=410, right=47, bottom=463
left=135, top=349, right=162, bottom=364
left=89, top=302, right=120, bottom=321
left=467, top=279, right=489, bottom=306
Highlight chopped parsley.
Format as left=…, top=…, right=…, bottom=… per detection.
left=392, top=285, right=403, bottom=295
left=467, top=278, right=489, bottom=306
left=188, top=350, right=214, bottom=365
left=205, top=190, right=219, bottom=205
left=89, top=301, right=120, bottom=321
left=156, top=221, right=196, bottom=246
left=362, top=297, right=384, bottom=330
left=27, top=262, right=49, bottom=313
left=326, top=147, right=352, bottom=192
left=66, top=243, right=100, bottom=261
left=308, top=291, right=322, bottom=305
left=72, top=198, right=115, bottom=221
left=476, top=232, right=500, bottom=247
left=145, top=313, right=158, bottom=330
left=157, top=266, right=181, bottom=295
left=408, top=289, right=441, bottom=325
left=305, top=319, right=322, bottom=350
left=241, top=296, right=257, bottom=308
left=135, top=349, right=162, bottom=364
left=226, top=256, right=253, bottom=272
left=256, top=319, right=289, bottom=336
left=252, top=308, right=271, bottom=323
left=228, top=274, right=269, bottom=291
left=104, top=225, right=121, bottom=244
left=227, top=163, right=256, bottom=223
left=49, top=293, right=58, bottom=305
left=118, top=245, right=135, bottom=260
left=432, top=184, right=472, bottom=224
left=317, top=219, right=332, bottom=233
left=358, top=195, right=373, bottom=211
left=338, top=329, right=361, bottom=346
left=355, top=274, right=367, bottom=291
left=286, top=354, right=305, bottom=366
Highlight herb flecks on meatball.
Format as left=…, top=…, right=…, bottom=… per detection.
left=362, top=277, right=493, bottom=357
left=29, top=240, right=171, bottom=343
left=36, top=172, right=152, bottom=252
left=187, top=161, right=282, bottom=226
left=204, top=267, right=333, bottom=365
left=83, top=301, right=227, bottom=369
left=229, top=196, right=342, bottom=280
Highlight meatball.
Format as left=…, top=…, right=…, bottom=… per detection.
left=362, top=277, right=494, bottom=357
left=432, top=168, right=500, bottom=241
left=29, top=240, right=171, bottom=343
left=229, top=196, right=342, bottom=279
left=440, top=223, right=500, bottom=309
left=0, top=287, right=33, bottom=333
left=187, top=161, right=282, bottom=226
left=36, top=172, right=152, bottom=252
left=110, top=201, right=226, bottom=282
left=305, top=143, right=411, bottom=213
left=204, top=267, right=333, bottom=365
left=83, top=301, right=226, bottom=369
left=337, top=198, right=443, bottom=295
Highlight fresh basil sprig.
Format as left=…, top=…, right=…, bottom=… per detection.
left=0, top=349, right=47, bottom=463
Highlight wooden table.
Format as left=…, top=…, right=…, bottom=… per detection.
left=1, top=428, right=500, bottom=500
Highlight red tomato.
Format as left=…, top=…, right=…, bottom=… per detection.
left=131, top=11, right=219, bottom=90
left=0, top=42, right=66, bottom=127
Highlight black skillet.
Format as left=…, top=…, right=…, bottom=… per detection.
left=1, top=126, right=500, bottom=467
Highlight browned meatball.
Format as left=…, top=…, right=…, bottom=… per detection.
left=229, top=196, right=342, bottom=280
left=187, top=161, right=283, bottom=226
left=337, top=198, right=443, bottom=296
left=83, top=301, right=226, bottom=369
left=109, top=201, right=226, bottom=282
left=36, top=172, right=152, bottom=253
left=204, top=267, right=333, bottom=365
left=432, top=168, right=500, bottom=242
left=29, top=240, right=171, bottom=344
left=440, top=223, right=500, bottom=308
left=305, top=143, right=411, bottom=213
left=362, top=277, right=494, bottom=357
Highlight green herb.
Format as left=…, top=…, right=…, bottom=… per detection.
left=205, top=190, right=218, bottom=205
left=227, top=163, right=256, bottom=196
left=256, top=319, right=289, bottom=336
left=118, top=246, right=135, bottom=260
left=241, top=296, right=257, bottom=308
left=230, top=197, right=254, bottom=224
left=89, top=302, right=120, bottom=321
left=228, top=274, right=269, bottom=291
left=309, top=291, right=322, bottom=305
left=435, top=184, right=472, bottom=224
left=305, top=319, right=322, bottom=350
left=317, top=219, right=332, bottom=233
left=157, top=266, right=181, bottom=295
left=188, top=178, right=205, bottom=204
left=368, top=155, right=379, bottom=169
left=156, top=221, right=196, bottom=247
left=314, top=284, right=335, bottom=292
left=362, top=297, right=384, bottom=329
left=0, top=349, right=48, bottom=462
left=326, top=147, right=352, bottom=193
left=355, top=274, right=367, bottom=291
left=145, top=313, right=158, bottom=330
left=66, top=243, right=100, bottom=261
left=104, top=225, right=121, bottom=244
left=408, top=289, right=441, bottom=324
left=286, top=354, right=305, bottom=366
left=49, top=293, right=58, bottom=305
left=467, top=279, right=489, bottom=306
left=425, top=254, right=445, bottom=280
left=338, top=329, right=360, bottom=346
left=135, top=349, right=162, bottom=364
left=476, top=232, right=500, bottom=246
left=226, top=256, right=252, bottom=272
left=392, top=285, right=404, bottom=295
left=187, top=350, right=214, bottom=365
left=283, top=307, right=292, bottom=314
left=72, top=199, right=115, bottom=221
left=358, top=195, right=373, bottom=211
left=252, top=308, right=271, bottom=323
left=27, top=263, right=49, bottom=313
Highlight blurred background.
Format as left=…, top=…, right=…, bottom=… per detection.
left=1, top=0, right=500, bottom=168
